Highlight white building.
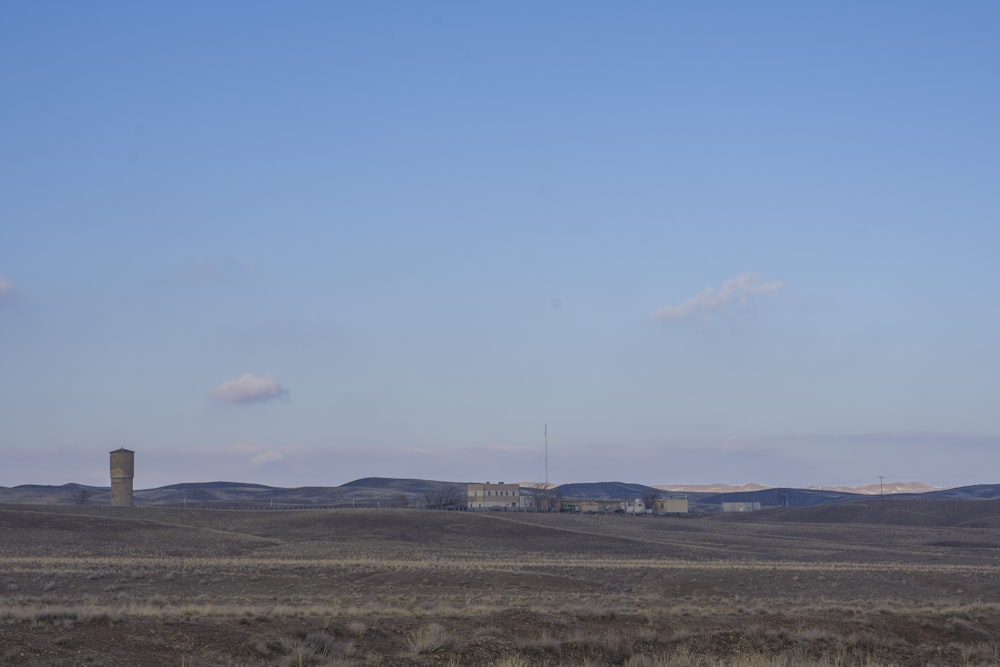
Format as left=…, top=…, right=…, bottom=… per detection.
left=623, top=498, right=649, bottom=514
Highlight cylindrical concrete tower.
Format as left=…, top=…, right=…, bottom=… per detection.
left=109, top=448, right=135, bottom=507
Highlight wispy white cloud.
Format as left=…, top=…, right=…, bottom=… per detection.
left=0, top=276, right=14, bottom=300
left=218, top=442, right=264, bottom=455
left=250, top=451, right=285, bottom=466
left=653, top=273, right=783, bottom=321
left=208, top=442, right=284, bottom=456
left=212, top=373, right=288, bottom=404
left=200, top=442, right=290, bottom=467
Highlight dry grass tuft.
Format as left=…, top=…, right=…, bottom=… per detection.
left=406, top=622, right=456, bottom=654
left=345, top=619, right=367, bottom=636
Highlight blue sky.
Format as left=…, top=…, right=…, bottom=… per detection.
left=1, top=2, right=998, bottom=490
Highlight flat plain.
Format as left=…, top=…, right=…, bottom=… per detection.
left=2, top=499, right=1000, bottom=666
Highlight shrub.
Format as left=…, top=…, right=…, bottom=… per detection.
left=305, top=631, right=340, bottom=656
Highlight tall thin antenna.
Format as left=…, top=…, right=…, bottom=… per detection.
left=544, top=424, right=548, bottom=486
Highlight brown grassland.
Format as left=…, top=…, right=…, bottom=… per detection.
left=2, top=499, right=1000, bottom=666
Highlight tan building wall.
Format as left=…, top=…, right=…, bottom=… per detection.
left=655, top=498, right=689, bottom=513
left=578, top=500, right=618, bottom=513
left=467, top=482, right=522, bottom=510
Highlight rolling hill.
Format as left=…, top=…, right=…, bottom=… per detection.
left=0, top=477, right=466, bottom=509
left=722, top=496, right=1000, bottom=529
left=2, top=478, right=999, bottom=512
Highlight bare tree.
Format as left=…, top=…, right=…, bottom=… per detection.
left=533, top=483, right=561, bottom=512
left=442, top=486, right=463, bottom=509
left=532, top=484, right=547, bottom=512
left=74, top=488, right=90, bottom=505
left=425, top=486, right=463, bottom=510
left=641, top=488, right=660, bottom=515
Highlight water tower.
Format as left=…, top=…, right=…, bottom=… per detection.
left=109, top=448, right=135, bottom=506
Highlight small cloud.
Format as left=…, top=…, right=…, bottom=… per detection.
left=0, top=276, right=14, bottom=300
left=654, top=273, right=783, bottom=321
left=250, top=451, right=285, bottom=466
left=212, top=373, right=288, bottom=404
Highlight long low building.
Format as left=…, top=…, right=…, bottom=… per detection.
left=466, top=484, right=689, bottom=514
left=561, top=497, right=689, bottom=514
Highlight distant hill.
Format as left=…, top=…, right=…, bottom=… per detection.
left=695, top=487, right=866, bottom=509
left=0, top=478, right=466, bottom=509
left=810, top=481, right=940, bottom=495
left=727, top=497, right=1000, bottom=529
left=916, top=484, right=1000, bottom=500
left=341, top=477, right=466, bottom=496
left=656, top=481, right=942, bottom=495
left=655, top=483, right=771, bottom=494
left=2, top=478, right=999, bottom=512
left=0, top=483, right=109, bottom=505
left=158, top=481, right=277, bottom=491
left=553, top=481, right=663, bottom=500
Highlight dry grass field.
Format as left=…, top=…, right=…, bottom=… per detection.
left=2, top=500, right=1000, bottom=666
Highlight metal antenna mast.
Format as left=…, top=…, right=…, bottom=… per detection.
left=544, top=424, right=548, bottom=486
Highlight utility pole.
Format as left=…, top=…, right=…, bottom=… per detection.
left=879, top=475, right=884, bottom=497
